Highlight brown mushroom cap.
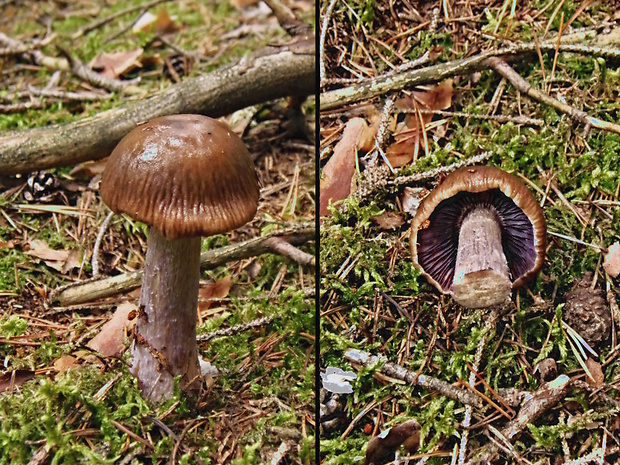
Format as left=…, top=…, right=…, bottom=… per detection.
left=101, top=114, right=260, bottom=240
left=410, top=165, right=546, bottom=295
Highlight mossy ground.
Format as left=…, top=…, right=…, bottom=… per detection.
left=0, top=1, right=315, bottom=463
left=320, top=1, right=620, bottom=464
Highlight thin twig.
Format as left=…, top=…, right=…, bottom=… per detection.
left=197, top=316, right=273, bottom=342
left=56, top=47, right=140, bottom=94
left=344, top=348, right=482, bottom=407
left=487, top=56, right=620, bottom=135
left=92, top=211, right=115, bottom=278
left=319, top=0, right=338, bottom=85
left=466, top=375, right=573, bottom=464
left=265, top=237, right=315, bottom=266
left=261, top=0, right=311, bottom=37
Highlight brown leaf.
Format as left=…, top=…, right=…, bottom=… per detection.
left=133, top=10, right=179, bottom=34
left=53, top=355, right=78, bottom=373
left=62, top=250, right=82, bottom=274
left=24, top=240, right=73, bottom=271
left=198, top=276, right=232, bottom=312
left=154, top=9, right=179, bottom=34
left=70, top=158, right=108, bottom=178
left=372, top=212, right=404, bottom=230
left=89, top=48, right=144, bottom=79
left=0, top=240, right=14, bottom=249
left=364, top=419, right=421, bottom=465
left=0, top=369, right=35, bottom=393
left=585, top=357, right=604, bottom=387
left=604, top=241, right=620, bottom=278
left=386, top=81, right=453, bottom=167
left=87, top=302, right=137, bottom=357
left=320, top=118, right=375, bottom=216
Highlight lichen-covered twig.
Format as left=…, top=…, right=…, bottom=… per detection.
left=465, top=374, right=573, bottom=464
left=321, top=42, right=620, bottom=110
left=346, top=150, right=493, bottom=210
left=344, top=348, right=482, bottom=408
left=197, top=316, right=274, bottom=342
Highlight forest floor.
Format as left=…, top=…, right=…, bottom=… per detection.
left=0, top=0, right=315, bottom=464
left=320, top=1, right=620, bottom=464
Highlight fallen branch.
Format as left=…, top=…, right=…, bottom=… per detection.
left=0, top=46, right=315, bottom=175
left=0, top=33, right=131, bottom=93
left=262, top=0, right=312, bottom=38
left=265, top=237, right=315, bottom=266
left=465, top=375, right=573, bottom=464
left=486, top=57, right=620, bottom=135
left=344, top=348, right=482, bottom=408
left=50, top=223, right=315, bottom=306
left=320, top=42, right=620, bottom=111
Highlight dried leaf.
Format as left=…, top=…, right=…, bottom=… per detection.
left=372, top=212, right=404, bottom=230
left=320, top=118, right=375, bottom=216
left=198, top=276, right=232, bottom=312
left=0, top=240, right=14, bottom=249
left=89, top=48, right=144, bottom=79
left=70, top=158, right=108, bottom=178
left=364, top=419, right=421, bottom=465
left=133, top=10, right=178, bottom=34
left=604, top=241, right=620, bottom=278
left=0, top=369, right=35, bottom=393
left=386, top=80, right=453, bottom=167
left=62, top=250, right=82, bottom=273
left=24, top=240, right=73, bottom=271
left=53, top=355, right=78, bottom=373
left=154, top=9, right=179, bottom=34
left=87, top=302, right=137, bottom=357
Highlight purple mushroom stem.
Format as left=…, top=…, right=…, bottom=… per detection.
left=452, top=207, right=512, bottom=308
left=132, top=228, right=202, bottom=400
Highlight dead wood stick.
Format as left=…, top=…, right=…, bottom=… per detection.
left=265, top=237, right=315, bottom=266
left=465, top=375, right=572, bottom=465
left=344, top=348, right=482, bottom=408
left=57, top=47, right=139, bottom=94
left=486, top=56, right=620, bottom=135
left=320, top=42, right=620, bottom=111
left=261, top=0, right=312, bottom=38
left=0, top=46, right=315, bottom=176
left=50, top=223, right=315, bottom=306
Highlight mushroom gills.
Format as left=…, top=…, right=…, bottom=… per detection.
left=452, top=207, right=511, bottom=308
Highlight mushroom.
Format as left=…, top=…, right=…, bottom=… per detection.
left=410, top=166, right=546, bottom=308
left=100, top=114, right=259, bottom=401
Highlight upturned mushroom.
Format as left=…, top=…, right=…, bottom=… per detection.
left=100, top=114, right=259, bottom=401
left=410, top=166, right=546, bottom=308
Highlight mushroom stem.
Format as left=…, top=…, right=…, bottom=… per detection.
left=452, top=207, right=511, bottom=308
left=131, top=227, right=202, bottom=401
